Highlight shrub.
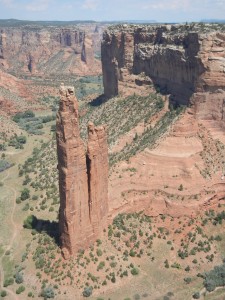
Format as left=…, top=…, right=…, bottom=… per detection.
left=192, top=292, right=200, bottom=299
left=15, top=272, right=24, bottom=284
left=23, top=215, right=38, bottom=229
left=17, top=136, right=27, bottom=144
left=20, top=188, right=30, bottom=200
left=184, top=277, right=192, bottom=284
left=131, top=268, right=139, bottom=275
left=3, top=278, right=14, bottom=287
left=0, top=290, right=7, bottom=297
left=16, top=285, right=25, bottom=294
left=41, top=286, right=55, bottom=299
left=178, top=184, right=183, bottom=191
left=203, top=263, right=225, bottom=292
left=83, top=286, right=93, bottom=297
left=96, top=249, right=102, bottom=257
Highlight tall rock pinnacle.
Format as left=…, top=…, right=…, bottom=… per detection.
left=56, top=85, right=109, bottom=258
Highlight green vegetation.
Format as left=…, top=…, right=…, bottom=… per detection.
left=12, top=110, right=56, bottom=135
left=0, top=290, right=7, bottom=297
left=23, top=215, right=38, bottom=229
left=0, top=159, right=13, bottom=172
left=203, top=263, right=225, bottom=292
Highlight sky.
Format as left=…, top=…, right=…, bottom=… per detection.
left=0, top=0, right=224, bottom=22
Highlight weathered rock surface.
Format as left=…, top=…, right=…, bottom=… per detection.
left=87, top=122, right=109, bottom=236
left=0, top=25, right=101, bottom=76
left=101, top=24, right=225, bottom=121
left=56, top=85, right=108, bottom=258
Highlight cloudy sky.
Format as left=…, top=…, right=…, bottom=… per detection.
left=0, top=0, right=224, bottom=22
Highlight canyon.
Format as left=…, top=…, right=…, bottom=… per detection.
left=1, top=21, right=225, bottom=299
left=0, top=23, right=101, bottom=77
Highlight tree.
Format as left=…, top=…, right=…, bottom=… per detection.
left=23, top=215, right=38, bottom=229
left=83, top=286, right=93, bottom=297
left=20, top=188, right=30, bottom=200
left=0, top=290, right=7, bottom=297
left=17, top=136, right=27, bottom=144
left=41, top=286, right=55, bottom=299
left=16, top=285, right=25, bottom=294
left=15, top=272, right=24, bottom=284
left=193, top=292, right=200, bottom=299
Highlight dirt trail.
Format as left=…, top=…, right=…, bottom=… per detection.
left=0, top=170, right=19, bottom=300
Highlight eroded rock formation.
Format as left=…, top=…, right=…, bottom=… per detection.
left=56, top=85, right=108, bottom=258
left=101, top=24, right=225, bottom=121
left=0, top=25, right=100, bottom=76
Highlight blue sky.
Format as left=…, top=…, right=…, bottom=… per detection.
left=0, top=0, right=224, bottom=22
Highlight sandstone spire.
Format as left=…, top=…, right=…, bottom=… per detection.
left=87, top=122, right=109, bottom=235
left=56, top=85, right=109, bottom=258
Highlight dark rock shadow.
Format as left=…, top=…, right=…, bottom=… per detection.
left=89, top=94, right=107, bottom=107
left=30, top=217, right=60, bottom=246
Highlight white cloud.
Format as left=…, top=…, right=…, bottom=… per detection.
left=25, top=0, right=52, bottom=12
left=142, top=0, right=190, bottom=11
left=82, top=0, right=99, bottom=10
left=0, top=0, right=16, bottom=8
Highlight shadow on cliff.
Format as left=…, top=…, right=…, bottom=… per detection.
left=89, top=94, right=107, bottom=107
left=29, top=217, right=60, bottom=246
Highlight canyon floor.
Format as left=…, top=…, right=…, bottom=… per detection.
left=0, top=71, right=225, bottom=300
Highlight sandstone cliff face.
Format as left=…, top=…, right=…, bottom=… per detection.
left=101, top=24, right=225, bottom=121
left=0, top=25, right=100, bottom=76
left=56, top=85, right=108, bottom=258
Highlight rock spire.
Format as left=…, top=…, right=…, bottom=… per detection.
left=56, top=85, right=109, bottom=258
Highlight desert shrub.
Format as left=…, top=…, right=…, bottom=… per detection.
left=15, top=272, right=24, bottom=284
left=0, top=160, right=13, bottom=172
left=20, top=188, right=30, bottom=200
left=203, top=263, right=225, bottom=292
left=16, top=285, right=25, bottom=294
left=82, top=286, right=93, bottom=297
left=3, top=278, right=14, bottom=287
left=0, top=290, right=7, bottom=297
left=192, top=292, right=200, bottom=299
left=23, top=215, right=38, bottom=229
left=41, top=286, right=55, bottom=299
left=131, top=268, right=139, bottom=275
left=96, top=249, right=102, bottom=257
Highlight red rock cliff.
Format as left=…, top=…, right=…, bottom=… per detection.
left=56, top=85, right=109, bottom=258
left=101, top=24, right=225, bottom=122
left=0, top=25, right=100, bottom=76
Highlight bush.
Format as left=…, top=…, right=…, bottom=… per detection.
left=17, top=136, right=27, bottom=144
left=16, top=285, right=25, bottom=294
left=83, top=286, right=93, bottom=297
left=96, top=249, right=102, bottom=257
left=20, top=188, right=30, bottom=200
left=15, top=272, right=24, bottom=284
left=3, top=278, right=14, bottom=287
left=0, top=290, right=7, bottom=297
left=193, top=292, right=200, bottom=299
left=23, top=215, right=38, bottom=229
left=41, top=286, right=55, bottom=299
left=203, top=263, right=225, bottom=292
left=131, top=268, right=139, bottom=275
left=0, top=160, right=13, bottom=172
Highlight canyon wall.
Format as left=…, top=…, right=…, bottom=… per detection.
left=0, top=25, right=101, bottom=76
left=56, top=85, right=108, bottom=258
left=101, top=24, right=225, bottom=121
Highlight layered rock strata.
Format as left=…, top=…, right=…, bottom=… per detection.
left=56, top=85, right=108, bottom=258
left=101, top=24, right=225, bottom=121
left=0, top=26, right=100, bottom=76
